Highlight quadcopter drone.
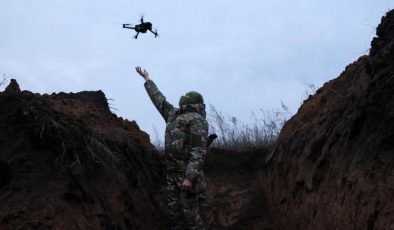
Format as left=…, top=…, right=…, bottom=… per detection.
left=123, top=17, right=158, bottom=39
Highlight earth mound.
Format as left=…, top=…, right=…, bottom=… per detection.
left=0, top=82, right=167, bottom=229
left=264, top=10, right=394, bottom=229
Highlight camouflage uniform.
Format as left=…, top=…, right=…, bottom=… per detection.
left=144, top=79, right=208, bottom=230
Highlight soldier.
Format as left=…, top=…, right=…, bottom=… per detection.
left=135, top=66, right=208, bottom=230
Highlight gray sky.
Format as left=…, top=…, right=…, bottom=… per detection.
left=0, top=0, right=392, bottom=139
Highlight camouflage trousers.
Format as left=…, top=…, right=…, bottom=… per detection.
left=167, top=172, right=204, bottom=230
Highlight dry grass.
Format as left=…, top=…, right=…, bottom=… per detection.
left=208, top=103, right=291, bottom=150
left=149, top=85, right=321, bottom=151
left=151, top=103, right=292, bottom=151
left=0, top=74, right=7, bottom=87
left=152, top=126, right=165, bottom=151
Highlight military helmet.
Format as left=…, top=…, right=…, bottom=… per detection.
left=179, top=91, right=204, bottom=106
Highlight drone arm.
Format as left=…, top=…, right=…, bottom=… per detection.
left=149, top=29, right=158, bottom=37
left=123, top=25, right=135, bottom=29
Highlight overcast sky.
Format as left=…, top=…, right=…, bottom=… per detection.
left=0, top=0, right=392, bottom=140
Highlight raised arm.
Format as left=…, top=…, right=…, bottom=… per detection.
left=136, top=66, right=174, bottom=122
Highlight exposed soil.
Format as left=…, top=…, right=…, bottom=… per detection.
left=202, top=148, right=273, bottom=230
left=0, top=82, right=167, bottom=230
left=263, top=10, right=394, bottom=230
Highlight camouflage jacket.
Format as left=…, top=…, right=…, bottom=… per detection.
left=144, top=79, right=208, bottom=181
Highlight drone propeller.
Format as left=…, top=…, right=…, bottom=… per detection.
left=139, top=14, right=145, bottom=23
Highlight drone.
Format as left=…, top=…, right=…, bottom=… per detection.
left=123, top=17, right=158, bottom=39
